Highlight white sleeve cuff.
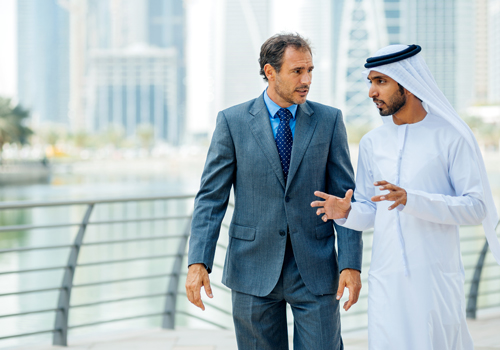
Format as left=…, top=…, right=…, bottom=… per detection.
left=334, top=218, right=347, bottom=225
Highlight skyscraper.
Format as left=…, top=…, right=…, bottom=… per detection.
left=333, top=0, right=387, bottom=124
left=476, top=0, right=489, bottom=104
left=17, top=0, right=70, bottom=126
left=83, top=0, right=186, bottom=144
left=489, top=0, right=500, bottom=104
left=403, top=0, right=476, bottom=112
left=217, top=0, right=271, bottom=110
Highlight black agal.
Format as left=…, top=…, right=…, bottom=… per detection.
left=365, top=45, right=422, bottom=68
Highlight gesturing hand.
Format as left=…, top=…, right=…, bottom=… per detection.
left=371, top=180, right=407, bottom=210
left=311, top=189, right=354, bottom=222
left=185, top=263, right=213, bottom=311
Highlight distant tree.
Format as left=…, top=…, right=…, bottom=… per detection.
left=0, top=97, right=33, bottom=161
left=464, top=115, right=500, bottom=150
left=36, top=123, right=69, bottom=158
left=103, top=124, right=125, bottom=148
left=136, top=123, right=155, bottom=152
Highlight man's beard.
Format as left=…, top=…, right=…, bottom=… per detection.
left=274, top=75, right=309, bottom=105
left=376, top=90, right=406, bottom=116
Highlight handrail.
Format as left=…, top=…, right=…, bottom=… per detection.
left=0, top=194, right=196, bottom=347
left=0, top=194, right=195, bottom=209
left=466, top=221, right=500, bottom=319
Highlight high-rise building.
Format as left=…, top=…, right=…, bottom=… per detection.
left=217, top=0, right=271, bottom=110
left=403, top=0, right=476, bottom=112
left=475, top=0, right=489, bottom=104
left=489, top=0, right=500, bottom=104
left=270, top=0, right=334, bottom=106
left=83, top=0, right=186, bottom=144
left=333, top=0, right=387, bottom=124
left=17, top=0, right=70, bottom=126
left=86, top=46, right=179, bottom=142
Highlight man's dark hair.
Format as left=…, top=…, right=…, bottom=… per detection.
left=397, top=82, right=422, bottom=101
left=259, top=33, right=312, bottom=82
left=397, top=83, right=405, bottom=95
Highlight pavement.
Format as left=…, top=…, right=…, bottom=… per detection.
left=8, top=312, right=500, bottom=350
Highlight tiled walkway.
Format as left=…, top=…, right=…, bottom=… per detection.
left=10, top=312, right=500, bottom=350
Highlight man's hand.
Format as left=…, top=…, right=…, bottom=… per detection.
left=337, top=268, right=361, bottom=311
left=371, top=180, right=407, bottom=210
left=185, top=263, right=213, bottom=311
left=311, top=189, right=354, bottom=222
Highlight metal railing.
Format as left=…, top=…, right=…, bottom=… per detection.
left=0, top=195, right=194, bottom=346
left=0, top=195, right=498, bottom=347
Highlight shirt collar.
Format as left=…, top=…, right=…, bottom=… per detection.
left=264, top=88, right=298, bottom=119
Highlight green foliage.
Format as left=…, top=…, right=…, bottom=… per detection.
left=136, top=123, right=155, bottom=150
left=37, top=123, right=67, bottom=146
left=103, top=124, right=126, bottom=147
left=463, top=115, right=500, bottom=149
left=0, top=97, right=33, bottom=148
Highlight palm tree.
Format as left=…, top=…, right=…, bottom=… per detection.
left=0, top=97, right=33, bottom=162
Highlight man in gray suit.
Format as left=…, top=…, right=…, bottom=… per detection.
left=186, top=33, right=362, bottom=349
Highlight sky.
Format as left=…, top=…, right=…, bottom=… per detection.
left=0, top=0, right=17, bottom=99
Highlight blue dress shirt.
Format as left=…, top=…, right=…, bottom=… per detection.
left=263, top=89, right=298, bottom=138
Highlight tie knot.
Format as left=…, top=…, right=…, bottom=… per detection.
left=276, top=108, right=293, bottom=122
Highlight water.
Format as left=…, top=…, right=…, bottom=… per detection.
left=0, top=149, right=500, bottom=348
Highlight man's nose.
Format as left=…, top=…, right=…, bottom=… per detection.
left=301, top=72, right=312, bottom=85
left=368, top=85, right=377, bottom=98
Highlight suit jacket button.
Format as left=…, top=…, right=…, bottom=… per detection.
left=285, top=196, right=290, bottom=202
left=279, top=230, right=286, bottom=236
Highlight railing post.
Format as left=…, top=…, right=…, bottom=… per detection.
left=53, top=204, right=95, bottom=346
left=466, top=239, right=489, bottom=319
left=162, top=215, right=192, bottom=329
left=466, top=221, right=500, bottom=319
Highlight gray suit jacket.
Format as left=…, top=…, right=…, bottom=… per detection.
left=188, top=93, right=362, bottom=297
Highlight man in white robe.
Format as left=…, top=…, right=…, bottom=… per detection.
left=311, top=44, right=500, bottom=350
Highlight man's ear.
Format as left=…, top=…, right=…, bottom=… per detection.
left=264, top=64, right=275, bottom=82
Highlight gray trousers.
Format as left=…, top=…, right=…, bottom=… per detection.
left=231, top=236, right=343, bottom=350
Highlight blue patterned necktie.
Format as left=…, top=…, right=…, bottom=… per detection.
left=275, top=108, right=293, bottom=183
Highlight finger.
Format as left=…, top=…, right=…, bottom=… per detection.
left=388, top=199, right=404, bottom=210
left=322, top=214, right=328, bottom=222
left=336, top=278, right=345, bottom=301
left=344, top=189, right=354, bottom=201
left=310, top=200, right=326, bottom=208
left=192, top=287, right=205, bottom=310
left=316, top=208, right=325, bottom=215
left=344, top=298, right=355, bottom=311
left=371, top=195, right=386, bottom=202
left=378, top=183, right=399, bottom=191
left=373, top=180, right=389, bottom=186
left=344, top=288, right=360, bottom=311
left=204, top=276, right=213, bottom=298
left=314, top=191, right=331, bottom=200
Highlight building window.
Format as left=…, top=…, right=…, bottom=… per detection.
left=387, top=26, right=400, bottom=34
left=385, top=10, right=400, bottom=18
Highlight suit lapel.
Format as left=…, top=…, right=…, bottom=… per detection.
left=286, top=102, right=317, bottom=190
left=247, top=94, right=286, bottom=189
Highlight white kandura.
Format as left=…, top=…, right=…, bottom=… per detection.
left=336, top=113, right=482, bottom=349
